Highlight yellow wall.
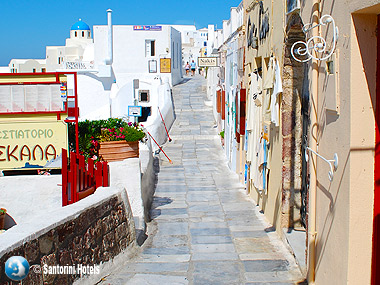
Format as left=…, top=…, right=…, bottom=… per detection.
left=300, top=1, right=377, bottom=283
left=244, top=0, right=286, bottom=230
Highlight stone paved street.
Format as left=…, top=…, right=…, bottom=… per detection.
left=100, top=76, right=304, bottom=284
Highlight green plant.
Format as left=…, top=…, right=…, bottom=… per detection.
left=219, top=130, right=225, bottom=139
left=99, top=122, right=145, bottom=142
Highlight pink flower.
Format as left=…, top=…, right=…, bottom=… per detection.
left=128, top=122, right=132, bottom=126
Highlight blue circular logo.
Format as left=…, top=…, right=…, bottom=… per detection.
left=5, top=256, right=30, bottom=281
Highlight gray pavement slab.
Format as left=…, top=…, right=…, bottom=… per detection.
left=99, top=76, right=304, bottom=284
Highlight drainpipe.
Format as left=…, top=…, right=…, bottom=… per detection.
left=308, top=0, right=320, bottom=284
left=105, top=9, right=113, bottom=65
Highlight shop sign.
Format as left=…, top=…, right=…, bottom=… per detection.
left=160, top=58, right=171, bottom=73
left=0, top=121, right=67, bottom=170
left=198, top=57, right=218, bottom=67
left=133, top=25, right=162, bottom=31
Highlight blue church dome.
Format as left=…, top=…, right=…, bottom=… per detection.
left=71, top=19, right=90, bottom=31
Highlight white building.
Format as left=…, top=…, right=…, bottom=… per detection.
left=46, top=19, right=95, bottom=71
left=8, top=59, right=46, bottom=73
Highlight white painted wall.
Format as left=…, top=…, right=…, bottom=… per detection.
left=93, top=25, right=182, bottom=86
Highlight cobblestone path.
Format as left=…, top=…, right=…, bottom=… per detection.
left=100, top=76, right=304, bottom=284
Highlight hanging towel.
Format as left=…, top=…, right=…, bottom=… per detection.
left=263, top=57, right=275, bottom=90
left=271, top=59, right=283, bottom=127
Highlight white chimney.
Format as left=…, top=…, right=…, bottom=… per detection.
left=105, top=9, right=113, bottom=65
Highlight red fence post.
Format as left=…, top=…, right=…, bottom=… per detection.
left=62, top=149, right=68, bottom=206
left=102, top=162, right=109, bottom=187
left=70, top=152, right=77, bottom=203
left=95, top=161, right=103, bottom=189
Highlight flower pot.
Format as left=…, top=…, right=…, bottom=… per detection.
left=99, top=141, right=139, bottom=162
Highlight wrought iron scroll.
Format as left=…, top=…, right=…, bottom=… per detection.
left=291, top=15, right=339, bottom=62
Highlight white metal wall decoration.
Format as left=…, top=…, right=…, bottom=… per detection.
left=291, top=15, right=338, bottom=62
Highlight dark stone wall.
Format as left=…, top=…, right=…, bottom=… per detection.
left=281, top=13, right=305, bottom=229
left=0, top=194, right=135, bottom=284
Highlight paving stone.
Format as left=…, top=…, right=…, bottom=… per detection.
left=138, top=254, right=191, bottom=263
left=144, top=247, right=190, bottom=255
left=193, top=261, right=243, bottom=284
left=157, top=222, right=189, bottom=236
left=190, top=228, right=230, bottom=236
left=126, top=274, right=188, bottom=284
left=123, top=262, right=189, bottom=273
left=191, top=252, right=239, bottom=261
left=243, top=260, right=290, bottom=272
left=191, top=235, right=233, bottom=244
left=191, top=243, right=236, bottom=253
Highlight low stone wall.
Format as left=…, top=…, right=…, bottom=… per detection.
left=0, top=187, right=136, bottom=285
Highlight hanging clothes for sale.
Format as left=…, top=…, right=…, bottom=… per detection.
left=271, top=59, right=283, bottom=127
left=263, top=57, right=275, bottom=90
left=246, top=72, right=262, bottom=166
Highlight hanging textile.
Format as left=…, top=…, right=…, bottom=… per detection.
left=271, top=59, right=283, bottom=127
left=246, top=73, right=262, bottom=165
left=263, top=57, right=275, bottom=90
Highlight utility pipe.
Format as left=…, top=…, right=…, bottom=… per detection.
left=105, top=9, right=113, bottom=65
left=308, top=0, right=320, bottom=284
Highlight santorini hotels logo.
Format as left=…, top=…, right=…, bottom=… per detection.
left=4, top=256, right=100, bottom=281
left=5, top=256, right=30, bottom=281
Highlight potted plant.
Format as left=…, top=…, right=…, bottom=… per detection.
left=69, top=118, right=146, bottom=162
left=219, top=130, right=225, bottom=146
left=98, top=120, right=146, bottom=162
left=0, top=208, right=6, bottom=230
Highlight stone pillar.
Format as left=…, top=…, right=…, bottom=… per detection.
left=281, top=14, right=305, bottom=229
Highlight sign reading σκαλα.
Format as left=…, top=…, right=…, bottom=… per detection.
left=0, top=121, right=67, bottom=170
left=198, top=57, right=218, bottom=67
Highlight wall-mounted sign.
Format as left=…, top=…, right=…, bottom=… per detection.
left=198, top=57, right=218, bottom=67
left=149, top=60, right=157, bottom=73
left=133, top=25, right=162, bottom=31
left=160, top=58, right=171, bottom=73
left=0, top=121, right=67, bottom=170
left=128, top=106, right=142, bottom=117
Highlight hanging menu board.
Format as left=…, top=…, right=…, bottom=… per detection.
left=12, top=86, right=25, bottom=112
left=0, top=86, right=11, bottom=112
left=0, top=84, right=66, bottom=114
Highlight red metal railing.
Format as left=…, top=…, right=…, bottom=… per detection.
left=62, top=149, right=109, bottom=206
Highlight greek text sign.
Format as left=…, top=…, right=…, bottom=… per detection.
left=198, top=57, right=218, bottom=67
left=0, top=121, right=67, bottom=170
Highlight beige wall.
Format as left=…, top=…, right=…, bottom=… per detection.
left=300, top=1, right=377, bottom=283
left=244, top=0, right=286, bottom=229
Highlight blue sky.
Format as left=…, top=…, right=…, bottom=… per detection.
left=0, top=0, right=241, bottom=66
